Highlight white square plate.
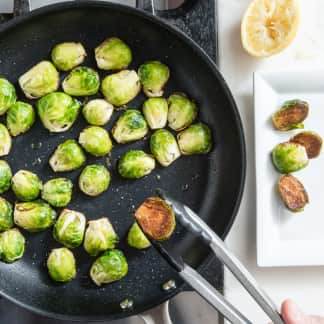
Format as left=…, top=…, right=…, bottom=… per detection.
left=254, top=67, right=324, bottom=267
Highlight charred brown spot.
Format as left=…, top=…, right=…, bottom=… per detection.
left=278, top=175, right=309, bottom=212
left=135, top=197, right=175, bottom=241
left=290, top=131, right=323, bottom=159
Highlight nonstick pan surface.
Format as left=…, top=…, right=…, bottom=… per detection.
left=0, top=1, right=246, bottom=321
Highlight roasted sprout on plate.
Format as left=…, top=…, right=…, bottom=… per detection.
left=95, top=37, right=132, bottom=70
left=19, top=61, right=59, bottom=99
left=11, top=170, right=42, bottom=201
left=90, top=249, right=128, bottom=286
left=142, top=97, right=168, bottom=129
left=51, top=42, right=86, bottom=71
left=118, top=150, right=155, bottom=179
left=290, top=131, right=322, bottom=159
left=82, top=99, right=114, bottom=126
left=0, top=228, right=25, bottom=263
left=14, top=200, right=56, bottom=232
left=138, top=61, right=170, bottom=97
left=47, top=247, right=76, bottom=282
left=37, top=92, right=81, bottom=133
left=84, top=217, right=118, bottom=256
left=127, top=222, right=151, bottom=249
left=150, top=129, right=180, bottom=167
left=0, top=78, right=16, bottom=115
left=42, top=178, right=73, bottom=207
left=0, top=160, right=12, bottom=194
left=0, top=123, right=12, bottom=157
left=112, top=109, right=148, bottom=144
left=0, top=197, right=13, bottom=232
left=53, top=209, right=86, bottom=249
left=49, top=139, right=86, bottom=172
left=101, top=70, right=140, bottom=106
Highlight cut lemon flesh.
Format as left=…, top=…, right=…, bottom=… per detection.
left=241, top=0, right=300, bottom=57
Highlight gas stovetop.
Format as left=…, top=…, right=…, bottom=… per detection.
left=0, top=1, right=221, bottom=323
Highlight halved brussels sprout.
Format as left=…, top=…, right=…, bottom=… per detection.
left=290, top=131, right=323, bottom=159
left=11, top=170, right=42, bottom=201
left=42, top=178, right=73, bottom=207
left=142, top=97, right=168, bottom=129
left=0, top=123, right=12, bottom=157
left=112, top=109, right=148, bottom=144
left=127, top=222, right=151, bottom=249
left=177, top=123, right=212, bottom=155
left=167, top=93, right=197, bottom=131
left=135, top=197, right=175, bottom=241
left=0, top=78, right=16, bottom=115
left=79, top=126, right=113, bottom=157
left=47, top=247, right=76, bottom=282
left=37, top=92, right=81, bottom=133
left=95, top=37, right=132, bottom=70
left=272, top=99, right=309, bottom=131
left=101, top=70, right=140, bottom=106
left=6, top=101, right=35, bottom=136
left=0, top=197, right=13, bottom=232
left=90, top=249, right=128, bottom=286
left=272, top=142, right=309, bottom=174
left=84, top=218, right=118, bottom=256
left=138, top=61, right=170, bottom=97
left=53, top=209, right=86, bottom=248
left=0, top=160, right=12, bottom=194
left=79, top=164, right=110, bottom=196
left=62, top=66, right=100, bottom=96
left=0, top=228, right=25, bottom=263
left=278, top=174, right=309, bottom=212
left=49, top=139, right=86, bottom=172
left=118, top=150, right=155, bottom=179
left=19, top=61, right=59, bottom=99
left=82, top=99, right=114, bottom=126
left=51, top=42, right=86, bottom=71
left=150, top=129, right=180, bottom=167
left=14, top=200, right=56, bottom=232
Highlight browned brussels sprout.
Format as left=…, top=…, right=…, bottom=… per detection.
left=290, top=131, right=322, bottom=159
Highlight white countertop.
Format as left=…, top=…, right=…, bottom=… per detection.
left=220, top=0, right=324, bottom=322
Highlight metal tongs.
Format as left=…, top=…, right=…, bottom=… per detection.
left=152, top=189, right=284, bottom=324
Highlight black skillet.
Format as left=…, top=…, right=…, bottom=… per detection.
left=0, top=1, right=246, bottom=321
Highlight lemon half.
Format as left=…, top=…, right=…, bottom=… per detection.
left=241, top=0, right=300, bottom=57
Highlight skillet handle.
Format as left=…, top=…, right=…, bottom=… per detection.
left=138, top=301, right=173, bottom=324
left=13, top=0, right=30, bottom=16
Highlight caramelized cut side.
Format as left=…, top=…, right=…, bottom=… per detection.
left=290, top=131, right=323, bottom=159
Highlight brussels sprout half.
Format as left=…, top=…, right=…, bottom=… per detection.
left=0, top=228, right=25, bottom=263
left=177, top=123, right=212, bottom=155
left=82, top=99, right=114, bottom=126
left=150, top=129, right=180, bottom=167
left=6, top=101, right=35, bottom=136
left=135, top=197, right=175, bottom=241
left=37, top=92, right=81, bottom=133
left=272, top=142, right=309, bottom=174
left=272, top=99, right=309, bottom=131
left=62, top=66, right=100, bottom=96
left=90, top=249, right=128, bottom=286
left=84, top=218, right=118, bottom=256
left=290, top=131, right=323, bottom=159
left=142, top=97, right=168, bottom=129
left=42, top=178, right=73, bottom=207
left=167, top=93, right=197, bottom=131
left=118, top=150, right=155, bottom=179
left=47, top=247, right=76, bottom=282
left=112, top=109, right=148, bottom=144
left=14, top=200, right=56, bottom=232
left=51, top=42, right=86, bottom=71
left=95, top=37, right=132, bottom=70
left=53, top=209, right=86, bottom=248
left=0, top=78, right=16, bottom=115
left=127, top=222, right=151, bottom=249
left=19, top=61, right=59, bottom=99
left=49, top=139, right=86, bottom=172
left=101, top=70, right=140, bottom=106
left=79, top=164, right=110, bottom=196
left=0, top=123, right=12, bottom=157
left=11, top=170, right=42, bottom=201
left=0, top=160, right=12, bottom=194
left=79, top=126, right=113, bottom=157
left=0, top=197, right=13, bottom=232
